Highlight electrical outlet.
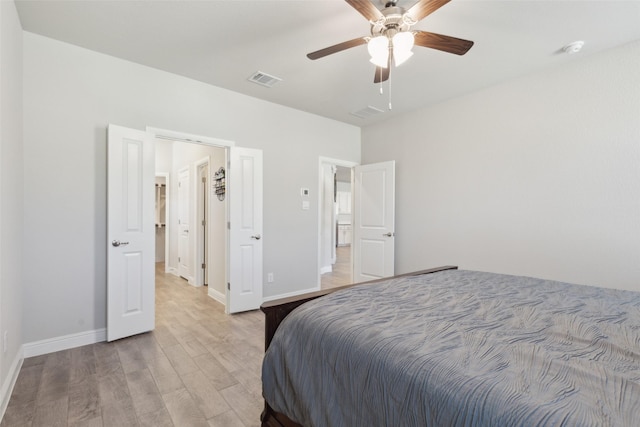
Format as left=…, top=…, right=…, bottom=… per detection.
left=267, top=273, right=274, bottom=283
left=3, top=331, right=7, bottom=353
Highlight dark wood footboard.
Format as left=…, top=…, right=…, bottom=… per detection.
left=259, top=265, right=458, bottom=426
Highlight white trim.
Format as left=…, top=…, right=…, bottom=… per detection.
left=167, top=267, right=179, bottom=276
left=0, top=346, right=23, bottom=422
left=317, top=157, right=358, bottom=287
left=194, top=156, right=210, bottom=287
left=320, top=265, right=332, bottom=274
left=146, top=127, right=235, bottom=148
left=23, top=328, right=106, bottom=358
left=262, top=286, right=320, bottom=303
left=207, top=288, right=226, bottom=306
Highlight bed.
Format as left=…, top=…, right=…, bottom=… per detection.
left=260, top=266, right=640, bottom=427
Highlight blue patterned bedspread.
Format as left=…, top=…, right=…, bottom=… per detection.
left=262, top=270, right=640, bottom=426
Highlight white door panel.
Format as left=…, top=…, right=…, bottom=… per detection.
left=353, top=161, right=395, bottom=282
left=107, top=124, right=155, bottom=341
left=228, top=147, right=263, bottom=313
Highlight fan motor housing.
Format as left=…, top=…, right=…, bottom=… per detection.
left=371, top=6, right=412, bottom=37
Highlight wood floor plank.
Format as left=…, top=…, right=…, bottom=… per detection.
left=68, top=417, right=103, bottom=427
left=125, top=368, right=166, bottom=417
left=134, top=333, right=166, bottom=361
left=146, top=354, right=184, bottom=395
left=32, top=396, right=69, bottom=427
left=219, top=383, right=263, bottom=427
left=162, top=388, right=209, bottom=427
left=192, top=354, right=238, bottom=391
left=137, top=407, right=174, bottom=427
left=6, top=363, right=43, bottom=407
left=1, top=401, right=36, bottom=426
left=36, top=362, right=70, bottom=405
left=100, top=398, right=139, bottom=427
left=179, top=371, right=230, bottom=419
left=68, top=374, right=101, bottom=423
left=97, top=364, right=130, bottom=404
left=207, top=410, right=246, bottom=427
left=163, top=344, right=200, bottom=376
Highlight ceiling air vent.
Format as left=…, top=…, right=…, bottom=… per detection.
left=350, top=105, right=385, bottom=119
left=248, top=71, right=282, bottom=88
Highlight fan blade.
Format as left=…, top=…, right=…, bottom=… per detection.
left=414, top=30, right=474, bottom=55
left=345, top=0, right=384, bottom=22
left=307, top=37, right=368, bottom=60
left=373, top=50, right=392, bottom=83
left=406, top=0, right=451, bottom=23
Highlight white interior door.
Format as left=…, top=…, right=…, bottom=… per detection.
left=107, top=124, right=155, bottom=341
left=353, top=160, right=395, bottom=282
left=177, top=168, right=191, bottom=280
left=228, top=147, right=263, bottom=313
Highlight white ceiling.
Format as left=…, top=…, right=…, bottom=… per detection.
left=15, top=0, right=640, bottom=127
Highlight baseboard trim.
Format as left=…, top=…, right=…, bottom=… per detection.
left=207, top=288, right=226, bottom=306
left=320, top=265, right=332, bottom=274
left=0, top=346, right=24, bottom=422
left=262, top=286, right=320, bottom=303
left=23, top=328, right=106, bottom=358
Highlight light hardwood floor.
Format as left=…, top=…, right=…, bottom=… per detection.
left=2, top=264, right=265, bottom=427
left=320, top=245, right=352, bottom=290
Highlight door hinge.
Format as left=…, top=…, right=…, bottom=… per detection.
left=202, top=263, right=206, bottom=269
left=227, top=282, right=230, bottom=290
left=202, top=177, right=206, bottom=183
left=178, top=257, right=181, bottom=262
left=227, top=221, right=230, bottom=230
left=201, top=220, right=206, bottom=226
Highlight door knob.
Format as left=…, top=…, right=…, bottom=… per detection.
left=250, top=234, right=261, bottom=240
left=112, top=240, right=130, bottom=247
left=382, top=232, right=394, bottom=237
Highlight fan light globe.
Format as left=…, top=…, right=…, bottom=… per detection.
left=392, top=32, right=415, bottom=66
left=368, top=36, right=390, bottom=68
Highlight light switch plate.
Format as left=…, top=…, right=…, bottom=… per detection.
left=302, top=200, right=310, bottom=210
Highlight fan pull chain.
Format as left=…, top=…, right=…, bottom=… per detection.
left=388, top=77, right=392, bottom=110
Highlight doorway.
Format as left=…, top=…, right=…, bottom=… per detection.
left=147, top=127, right=263, bottom=314
left=154, top=138, right=226, bottom=298
left=318, top=157, right=357, bottom=289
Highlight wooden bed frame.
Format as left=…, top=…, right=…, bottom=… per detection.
left=259, top=265, right=458, bottom=427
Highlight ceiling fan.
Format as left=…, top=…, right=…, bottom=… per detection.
left=307, top=0, right=474, bottom=83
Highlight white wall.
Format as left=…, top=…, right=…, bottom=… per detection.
left=362, top=40, right=640, bottom=292
left=22, top=32, right=360, bottom=344
left=0, top=0, right=23, bottom=413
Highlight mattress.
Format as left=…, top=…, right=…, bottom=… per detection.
left=262, top=270, right=640, bottom=426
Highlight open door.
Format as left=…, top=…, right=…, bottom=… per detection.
left=107, top=125, right=155, bottom=341
left=353, top=161, right=395, bottom=282
left=228, top=147, right=263, bottom=313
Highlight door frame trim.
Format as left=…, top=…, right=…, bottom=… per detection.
left=194, top=156, right=210, bottom=287
left=317, top=156, right=358, bottom=288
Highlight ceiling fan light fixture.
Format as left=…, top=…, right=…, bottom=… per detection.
left=393, top=31, right=415, bottom=52
left=393, top=49, right=413, bottom=67
left=368, top=35, right=390, bottom=68
left=392, top=31, right=414, bottom=66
